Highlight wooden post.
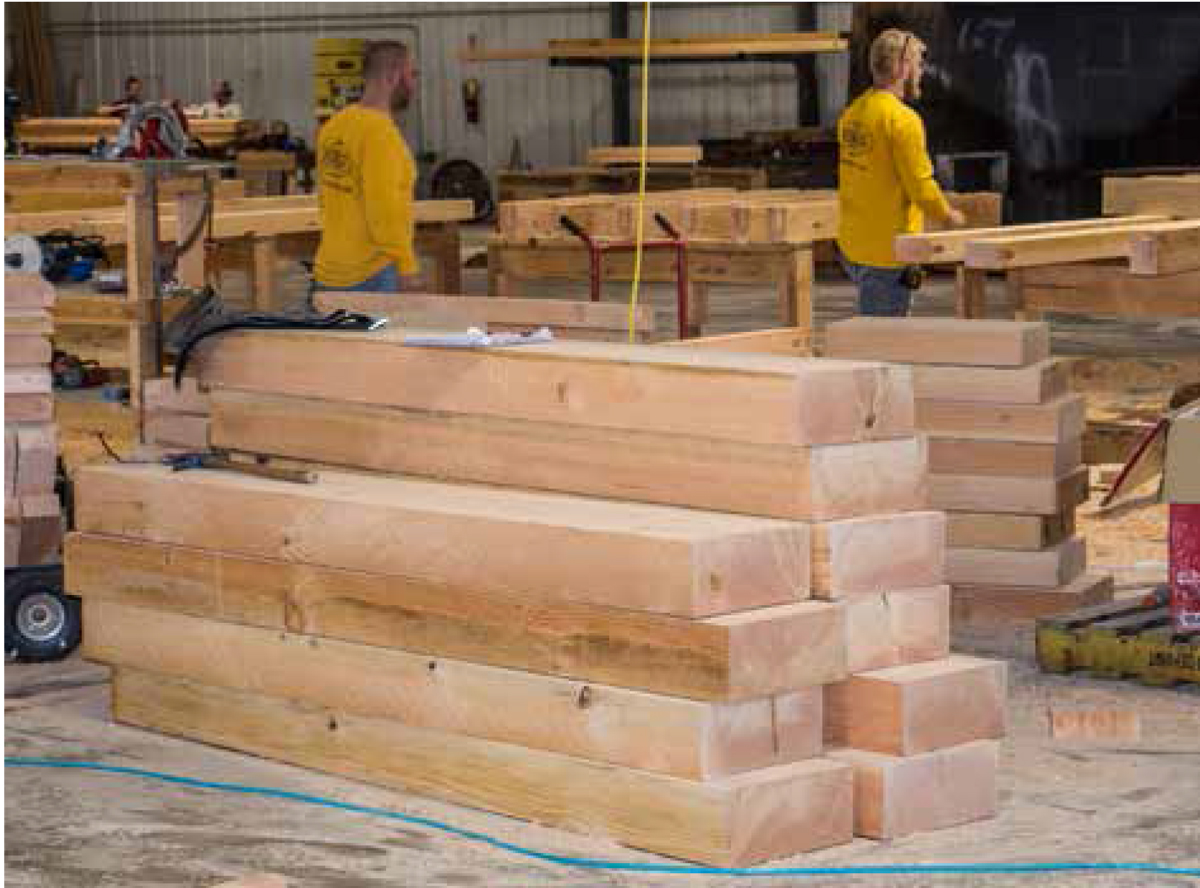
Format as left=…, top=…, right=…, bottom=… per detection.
left=124, top=171, right=159, bottom=425
left=174, top=191, right=207, bottom=289
left=955, top=266, right=987, bottom=319
left=439, top=222, right=463, bottom=294
left=249, top=235, right=279, bottom=311
left=487, top=242, right=514, bottom=297
left=781, top=245, right=814, bottom=330
left=1006, top=269, right=1029, bottom=320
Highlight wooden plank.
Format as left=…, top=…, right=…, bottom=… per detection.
left=894, top=216, right=1166, bottom=264
left=1021, top=284, right=1200, bottom=319
left=1128, top=222, right=1200, bottom=276
left=209, top=875, right=288, bottom=888
left=197, top=332, right=915, bottom=448
left=74, top=463, right=812, bottom=618
left=66, top=533, right=845, bottom=701
left=5, top=336, right=52, bottom=366
left=946, top=511, right=1075, bottom=551
left=662, top=328, right=812, bottom=356
left=828, top=740, right=998, bottom=839
left=910, top=359, right=1068, bottom=405
left=209, top=390, right=928, bottom=521
left=928, top=436, right=1082, bottom=477
left=546, top=32, right=848, bottom=59
left=824, top=655, right=1006, bottom=756
left=964, top=220, right=1200, bottom=270
left=1048, top=709, right=1140, bottom=742
left=5, top=367, right=51, bottom=394
left=86, top=601, right=824, bottom=780
left=5, top=309, right=54, bottom=335
left=951, top=572, right=1114, bottom=626
left=3, top=274, right=56, bottom=308
left=843, top=586, right=950, bottom=674
left=587, top=146, right=702, bottom=166
left=314, top=293, right=657, bottom=337
left=4, top=199, right=474, bottom=242
left=112, top=668, right=854, bottom=866
left=1103, top=175, right=1200, bottom=217
left=6, top=394, right=53, bottom=422
left=915, top=394, right=1087, bottom=444
left=946, top=536, right=1086, bottom=588
left=810, top=512, right=945, bottom=599
left=929, top=466, right=1089, bottom=515
left=824, top=317, right=1049, bottom=368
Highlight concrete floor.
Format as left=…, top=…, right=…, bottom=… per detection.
left=6, top=655, right=1199, bottom=887
left=7, top=241, right=1200, bottom=886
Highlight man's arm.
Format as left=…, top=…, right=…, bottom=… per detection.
left=893, top=113, right=958, bottom=224
left=361, top=125, right=419, bottom=276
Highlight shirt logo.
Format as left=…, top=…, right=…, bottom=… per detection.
left=842, top=119, right=872, bottom=154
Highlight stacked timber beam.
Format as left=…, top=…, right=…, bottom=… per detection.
left=5, top=275, right=61, bottom=566
left=826, top=317, right=1115, bottom=631
left=141, top=378, right=211, bottom=450
left=894, top=188, right=1200, bottom=320
left=67, top=331, right=1005, bottom=863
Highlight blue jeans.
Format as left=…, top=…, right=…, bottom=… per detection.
left=838, top=251, right=912, bottom=317
left=314, top=263, right=400, bottom=294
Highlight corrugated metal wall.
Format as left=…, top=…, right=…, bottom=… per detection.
left=43, top=2, right=852, bottom=172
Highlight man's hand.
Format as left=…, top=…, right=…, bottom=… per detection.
left=945, top=208, right=967, bottom=228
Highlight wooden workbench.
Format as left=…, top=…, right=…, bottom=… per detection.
left=13, top=117, right=255, bottom=153
left=6, top=196, right=475, bottom=308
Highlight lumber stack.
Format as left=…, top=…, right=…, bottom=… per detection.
left=67, top=331, right=1005, bottom=863
left=826, top=317, right=1115, bottom=630
left=5, top=274, right=61, bottom=566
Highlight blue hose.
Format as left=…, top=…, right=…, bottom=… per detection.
left=6, top=757, right=1199, bottom=879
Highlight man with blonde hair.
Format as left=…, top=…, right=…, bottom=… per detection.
left=314, top=40, right=419, bottom=293
left=836, top=29, right=964, bottom=316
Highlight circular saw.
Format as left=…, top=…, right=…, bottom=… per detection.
left=4, top=235, right=43, bottom=276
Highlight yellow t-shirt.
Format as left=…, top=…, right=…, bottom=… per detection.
left=836, top=89, right=951, bottom=268
left=315, top=105, right=419, bottom=286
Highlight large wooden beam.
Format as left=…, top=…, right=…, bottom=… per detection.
left=910, top=359, right=1068, bottom=405
left=1103, top=175, right=1200, bottom=217
left=74, top=463, right=811, bottom=618
left=810, top=512, right=945, bottom=599
left=209, top=390, right=928, bottom=521
left=842, top=586, right=949, bottom=674
left=946, top=536, right=1086, bottom=588
left=825, top=656, right=1006, bottom=756
left=84, top=600, right=824, bottom=780
left=1128, top=221, right=1200, bottom=276
left=928, top=436, right=1082, bottom=478
left=915, top=394, right=1087, bottom=444
left=929, top=466, right=1089, bottom=515
left=964, top=220, right=1199, bottom=270
left=587, top=146, right=702, bottom=166
left=196, top=332, right=915, bottom=447
left=894, top=215, right=1165, bottom=264
left=828, top=741, right=998, bottom=840
left=824, top=317, right=1049, bottom=368
left=314, top=293, right=658, bottom=341
left=66, top=533, right=845, bottom=701
left=112, top=668, right=854, bottom=865
left=945, top=511, right=1075, bottom=551
left=4, top=198, right=474, bottom=242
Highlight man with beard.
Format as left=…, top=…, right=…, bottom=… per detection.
left=314, top=41, right=420, bottom=293
left=836, top=29, right=964, bottom=316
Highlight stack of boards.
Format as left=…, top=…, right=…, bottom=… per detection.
left=5, top=275, right=61, bottom=566
left=68, top=332, right=1005, bottom=865
left=826, top=317, right=1114, bottom=629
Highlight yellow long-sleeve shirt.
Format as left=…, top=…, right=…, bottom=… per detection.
left=836, top=89, right=951, bottom=268
left=315, top=105, right=419, bottom=286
